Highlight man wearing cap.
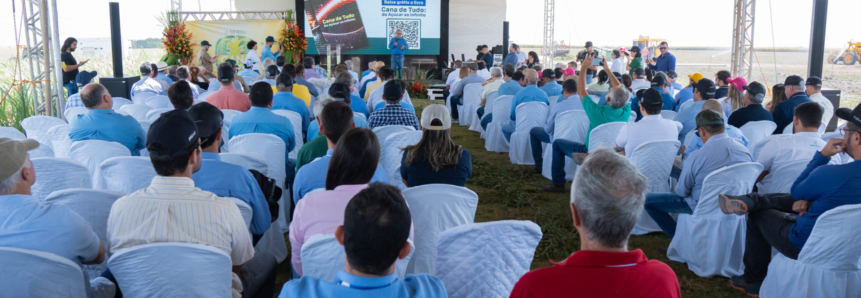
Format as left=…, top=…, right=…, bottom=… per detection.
left=189, top=102, right=271, bottom=243
left=616, top=88, right=683, bottom=158
left=575, top=41, right=600, bottom=84
left=206, top=63, right=252, bottom=112
left=630, top=68, right=650, bottom=91
left=538, top=69, right=563, bottom=97
left=368, top=68, right=414, bottom=113
left=674, top=78, right=717, bottom=142
left=155, top=61, right=175, bottom=85
left=682, top=99, right=749, bottom=160
left=805, top=76, right=834, bottom=129
left=273, top=72, right=310, bottom=135
left=530, top=79, right=584, bottom=173
left=197, top=40, right=221, bottom=75
left=130, top=62, right=166, bottom=98
left=238, top=62, right=259, bottom=78
left=772, top=75, right=814, bottom=134
left=647, top=41, right=676, bottom=73
left=718, top=103, right=861, bottom=296
left=261, top=36, right=281, bottom=65
left=675, top=73, right=702, bottom=109
left=502, top=69, right=550, bottom=142
left=728, top=81, right=774, bottom=128
left=107, top=108, right=275, bottom=298
left=503, top=44, right=519, bottom=67
left=631, top=73, right=675, bottom=121
left=65, top=70, right=98, bottom=109
left=368, top=81, right=420, bottom=130
left=69, top=83, right=147, bottom=155
left=643, top=109, right=752, bottom=237
left=450, top=63, right=487, bottom=121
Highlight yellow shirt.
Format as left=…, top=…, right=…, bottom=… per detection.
left=364, top=80, right=383, bottom=102
left=291, top=84, right=312, bottom=107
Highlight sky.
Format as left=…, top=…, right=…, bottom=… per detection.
left=1, top=0, right=858, bottom=49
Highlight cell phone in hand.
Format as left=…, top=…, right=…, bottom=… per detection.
left=591, top=57, right=604, bottom=66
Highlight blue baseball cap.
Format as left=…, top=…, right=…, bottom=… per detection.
left=76, top=71, right=97, bottom=86
left=265, top=36, right=275, bottom=43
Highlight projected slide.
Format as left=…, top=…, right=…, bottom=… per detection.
left=304, top=0, right=441, bottom=55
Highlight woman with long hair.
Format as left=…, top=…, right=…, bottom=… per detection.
left=527, top=51, right=541, bottom=68
left=587, top=70, right=611, bottom=95
left=188, top=66, right=210, bottom=90
left=401, top=104, right=472, bottom=187
left=724, top=77, right=747, bottom=117
left=627, top=46, right=644, bottom=76
left=766, top=84, right=787, bottom=113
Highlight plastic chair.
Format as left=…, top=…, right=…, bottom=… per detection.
left=0, top=126, right=26, bottom=139
left=220, top=109, right=243, bottom=125
left=131, top=92, right=156, bottom=105
left=587, top=122, right=626, bottom=152
left=629, top=140, right=681, bottom=235
left=660, top=110, right=678, bottom=120
left=111, top=97, right=132, bottom=111
left=756, top=159, right=810, bottom=194
left=145, top=108, right=173, bottom=122
left=372, top=125, right=416, bottom=147
left=381, top=130, right=423, bottom=190
left=118, top=104, right=153, bottom=122
left=739, top=121, right=778, bottom=149
left=760, top=203, right=861, bottom=297
left=228, top=197, right=253, bottom=228
left=271, top=109, right=304, bottom=160
left=21, top=115, right=66, bottom=151
left=30, top=157, right=92, bottom=199
left=144, top=95, right=172, bottom=109
left=301, top=234, right=415, bottom=283
left=508, top=102, right=549, bottom=165
left=403, top=184, right=479, bottom=274
left=69, top=140, right=131, bottom=187
left=64, top=107, right=89, bottom=121
left=96, top=156, right=157, bottom=194
left=44, top=188, right=125, bottom=280
left=484, top=95, right=513, bottom=152
left=435, top=220, right=543, bottom=298
left=47, top=124, right=73, bottom=158
left=541, top=110, right=588, bottom=181
left=108, top=243, right=232, bottom=298
left=0, top=247, right=88, bottom=298
left=460, top=83, right=484, bottom=126
left=667, top=162, right=763, bottom=277
left=220, top=152, right=269, bottom=176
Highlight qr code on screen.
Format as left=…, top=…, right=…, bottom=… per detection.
left=387, top=19, right=420, bottom=50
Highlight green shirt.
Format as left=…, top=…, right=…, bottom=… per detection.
left=582, top=95, right=631, bottom=149
left=296, top=135, right=329, bottom=171
left=628, top=57, right=643, bottom=76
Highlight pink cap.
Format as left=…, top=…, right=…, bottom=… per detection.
left=727, top=77, right=748, bottom=92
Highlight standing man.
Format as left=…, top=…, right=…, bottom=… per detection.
left=575, top=41, right=599, bottom=84
left=61, top=37, right=87, bottom=97
left=388, top=29, right=409, bottom=79
left=261, top=36, right=281, bottom=65
left=197, top=40, right=221, bottom=76
left=503, top=44, right=520, bottom=67
left=648, top=41, right=676, bottom=73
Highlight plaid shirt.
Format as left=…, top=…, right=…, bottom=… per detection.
left=367, top=102, right=420, bottom=130
left=65, top=92, right=84, bottom=109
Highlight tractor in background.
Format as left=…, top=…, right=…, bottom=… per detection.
left=828, top=41, right=861, bottom=65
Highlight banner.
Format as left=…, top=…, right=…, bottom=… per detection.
left=187, top=20, right=286, bottom=70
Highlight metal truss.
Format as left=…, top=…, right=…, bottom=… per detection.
left=179, top=11, right=287, bottom=21
left=21, top=0, right=63, bottom=116
left=731, top=0, right=756, bottom=81
left=542, top=0, right=555, bottom=67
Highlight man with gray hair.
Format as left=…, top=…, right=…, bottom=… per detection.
left=69, top=83, right=147, bottom=155
left=772, top=75, right=813, bottom=134
left=130, top=62, right=166, bottom=97
left=476, top=66, right=504, bottom=119
left=544, top=53, right=631, bottom=193
left=176, top=66, right=202, bottom=99
left=344, top=60, right=358, bottom=81
left=303, top=57, right=323, bottom=80
left=335, top=72, right=370, bottom=118
left=167, top=65, right=179, bottom=82
left=511, top=149, right=681, bottom=297
left=360, top=59, right=377, bottom=85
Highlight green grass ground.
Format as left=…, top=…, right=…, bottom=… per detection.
left=272, top=98, right=748, bottom=297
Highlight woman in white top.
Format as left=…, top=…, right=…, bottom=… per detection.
left=244, top=40, right=261, bottom=72
left=586, top=70, right=611, bottom=96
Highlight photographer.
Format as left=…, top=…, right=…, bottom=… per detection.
left=575, top=41, right=600, bottom=84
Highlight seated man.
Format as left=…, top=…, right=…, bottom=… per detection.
left=367, top=82, right=420, bottom=130
left=674, top=78, right=717, bottom=143
left=360, top=61, right=384, bottom=99
left=727, top=81, right=774, bottom=128
left=167, top=80, right=194, bottom=110
left=476, top=67, right=504, bottom=120
left=772, top=75, right=813, bottom=134
left=0, top=138, right=110, bottom=297
left=629, top=68, right=650, bottom=91
left=334, top=72, right=371, bottom=119
left=615, top=88, right=682, bottom=157
left=307, top=83, right=369, bottom=140
left=502, top=69, right=550, bottom=142
left=238, top=62, right=259, bottom=78
left=682, top=99, right=748, bottom=160
left=65, top=70, right=97, bottom=109
left=230, top=82, right=297, bottom=181
left=543, top=55, right=630, bottom=193
left=206, top=60, right=246, bottom=93
left=720, top=102, right=861, bottom=296
left=130, top=63, right=165, bottom=97
left=368, top=70, right=415, bottom=113
left=190, top=102, right=271, bottom=243
left=674, top=73, right=702, bottom=109
left=511, top=149, right=681, bottom=298
left=279, top=183, right=445, bottom=298
left=283, top=64, right=312, bottom=106
left=206, top=63, right=252, bottom=112
left=482, top=70, right=526, bottom=131
left=644, top=110, right=752, bottom=238
left=260, top=65, right=279, bottom=86
left=449, top=63, right=485, bottom=120
left=69, top=83, right=146, bottom=155
left=155, top=61, right=174, bottom=85
left=631, top=74, right=676, bottom=121
left=530, top=79, right=583, bottom=173
left=176, top=66, right=203, bottom=99
left=297, top=59, right=321, bottom=97
left=293, top=102, right=387, bottom=203
left=755, top=102, right=826, bottom=192
left=272, top=72, right=310, bottom=136
left=167, top=65, right=180, bottom=82
left=538, top=69, right=562, bottom=97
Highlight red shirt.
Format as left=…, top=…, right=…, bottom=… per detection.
left=509, top=249, right=680, bottom=298
left=205, top=84, right=251, bottom=112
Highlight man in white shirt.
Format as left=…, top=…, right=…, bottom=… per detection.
left=516, top=48, right=528, bottom=66
left=755, top=102, right=827, bottom=191
left=630, top=68, right=650, bottom=91
left=616, top=88, right=683, bottom=157
left=130, top=63, right=166, bottom=97
left=805, top=76, right=833, bottom=130
left=344, top=60, right=359, bottom=81
left=447, top=60, right=462, bottom=89
left=610, top=49, right=626, bottom=74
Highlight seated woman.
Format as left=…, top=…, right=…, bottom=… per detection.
left=400, top=104, right=472, bottom=187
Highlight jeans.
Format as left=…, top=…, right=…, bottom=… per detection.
left=450, top=95, right=462, bottom=120
left=529, top=127, right=550, bottom=169
left=643, top=193, right=694, bottom=238
left=501, top=121, right=516, bottom=142
left=391, top=54, right=404, bottom=79
left=586, top=74, right=593, bottom=85
left=476, top=106, right=485, bottom=118
left=64, top=82, right=78, bottom=98
left=742, top=193, right=801, bottom=283
left=551, top=139, right=588, bottom=185
left=481, top=113, right=493, bottom=131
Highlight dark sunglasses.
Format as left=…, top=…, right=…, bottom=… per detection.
left=659, top=47, right=668, bottom=50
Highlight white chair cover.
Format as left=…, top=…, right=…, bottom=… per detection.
left=381, top=130, right=423, bottom=190
left=111, top=97, right=132, bottom=111
left=30, top=157, right=92, bottom=199
left=756, top=159, right=809, bottom=194
left=220, top=152, right=269, bottom=176
left=145, top=108, right=173, bottom=122
left=108, top=243, right=232, bottom=298
left=541, top=110, right=588, bottom=181
left=131, top=92, right=156, bottom=105
left=96, top=157, right=156, bottom=194
left=739, top=121, right=777, bottom=149
left=27, top=140, right=55, bottom=159
left=118, top=104, right=153, bottom=122
left=629, top=141, right=681, bottom=235
left=0, top=126, right=26, bottom=139
left=547, top=96, right=560, bottom=117
left=21, top=115, right=66, bottom=151
left=198, top=92, right=212, bottom=102
left=471, top=91, right=499, bottom=134
left=782, top=122, right=794, bottom=134
left=485, top=96, right=513, bottom=152
left=271, top=109, right=304, bottom=160
left=683, top=129, right=698, bottom=148
left=403, top=184, right=479, bottom=274
left=0, top=247, right=87, bottom=298
left=750, top=135, right=789, bottom=161
left=220, top=109, right=243, bottom=125
left=509, top=102, right=549, bottom=165
left=660, top=110, right=678, bottom=120
left=64, top=107, right=89, bottom=121
left=587, top=122, right=625, bottom=152
left=144, top=95, right=172, bottom=109
left=228, top=197, right=253, bottom=228
left=434, top=220, right=543, bottom=298
left=460, top=83, right=484, bottom=126
left=47, top=124, right=73, bottom=158
left=667, top=162, right=763, bottom=277
left=44, top=189, right=125, bottom=280
left=629, top=111, right=637, bottom=123
left=372, top=125, right=416, bottom=146
left=445, top=80, right=461, bottom=114
left=760, top=203, right=861, bottom=297
left=301, top=234, right=415, bottom=282
left=69, top=140, right=131, bottom=188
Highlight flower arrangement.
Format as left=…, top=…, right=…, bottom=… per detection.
left=279, top=9, right=306, bottom=63
left=161, top=22, right=194, bottom=65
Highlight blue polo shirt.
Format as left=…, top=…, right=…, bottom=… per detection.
left=538, top=81, right=563, bottom=98
left=497, top=80, right=524, bottom=96
left=157, top=72, right=174, bottom=85
left=630, top=87, right=677, bottom=121
left=674, top=100, right=707, bottom=142
left=510, top=85, right=550, bottom=121
left=647, top=52, right=676, bottom=72
left=306, top=115, right=369, bottom=141
left=261, top=45, right=281, bottom=64
left=273, top=91, right=311, bottom=134
left=674, top=87, right=694, bottom=110
left=772, top=92, right=813, bottom=134
left=69, top=109, right=146, bottom=156
left=503, top=52, right=519, bottom=67
left=192, top=152, right=271, bottom=235
left=350, top=95, right=371, bottom=119
left=229, top=106, right=296, bottom=160
left=389, top=37, right=409, bottom=55
left=292, top=149, right=388, bottom=203
left=278, top=270, right=447, bottom=298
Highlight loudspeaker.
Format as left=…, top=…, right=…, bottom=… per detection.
left=822, top=88, right=841, bottom=132
left=101, top=76, right=140, bottom=99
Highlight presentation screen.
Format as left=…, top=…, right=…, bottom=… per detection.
left=303, top=0, right=441, bottom=55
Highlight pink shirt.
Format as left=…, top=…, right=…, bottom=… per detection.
left=205, top=84, right=251, bottom=112
left=289, top=184, right=414, bottom=275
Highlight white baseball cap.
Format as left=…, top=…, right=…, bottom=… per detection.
left=420, top=104, right=451, bottom=131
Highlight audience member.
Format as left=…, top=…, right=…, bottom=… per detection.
left=586, top=70, right=611, bottom=96
left=130, top=63, right=166, bottom=97
left=154, top=61, right=174, bottom=85
left=189, top=66, right=211, bottom=90
left=444, top=60, right=463, bottom=99
left=674, top=78, right=717, bottom=142
left=530, top=79, right=583, bottom=173
left=69, top=83, right=146, bottom=155
left=401, top=105, right=472, bottom=187
left=176, top=66, right=202, bottom=99
left=65, top=70, right=97, bottom=109
left=166, top=79, right=194, bottom=110
left=511, top=149, right=681, bottom=298
left=609, top=49, right=626, bottom=74
left=306, top=83, right=370, bottom=141
left=630, top=68, right=650, bottom=91
left=666, top=71, right=682, bottom=93
left=805, top=76, right=834, bottom=129
left=284, top=64, right=313, bottom=106
left=503, top=44, right=519, bottom=67
left=727, top=81, right=774, bottom=128
left=256, top=57, right=275, bottom=81
left=647, top=41, right=676, bottom=72
left=368, top=67, right=415, bottom=112
left=539, top=69, right=563, bottom=97
left=276, top=56, right=287, bottom=72
left=682, top=99, right=748, bottom=160
left=772, top=75, right=814, bottom=134
left=720, top=102, right=861, bottom=296
left=449, top=63, right=485, bottom=121
left=309, top=64, right=347, bottom=92
left=497, top=70, right=526, bottom=96
left=714, top=70, right=732, bottom=99
left=476, top=67, right=504, bottom=119
left=303, top=57, right=323, bottom=80
left=627, top=46, right=644, bottom=77
left=205, top=63, right=252, bottom=111
left=344, top=60, right=358, bottom=81
left=360, top=61, right=383, bottom=96
left=313, top=56, right=328, bottom=78
left=631, top=72, right=675, bottom=120
left=674, top=73, right=702, bottom=108
left=230, top=82, right=297, bottom=179
left=332, top=72, right=371, bottom=118
left=364, top=65, right=389, bottom=103
left=367, top=81, right=420, bottom=130
left=476, top=60, right=492, bottom=80
left=260, top=65, right=279, bottom=86
left=724, top=76, right=747, bottom=117
left=167, top=65, right=179, bottom=82
left=755, top=102, right=826, bottom=191
left=205, top=60, right=245, bottom=93
left=272, top=72, right=310, bottom=135
left=616, top=88, right=682, bottom=157
left=360, top=60, right=377, bottom=84
left=502, top=69, right=550, bottom=142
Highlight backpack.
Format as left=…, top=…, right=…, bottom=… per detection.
left=248, top=169, right=281, bottom=222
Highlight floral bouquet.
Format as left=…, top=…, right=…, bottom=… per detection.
left=161, top=22, right=194, bottom=65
